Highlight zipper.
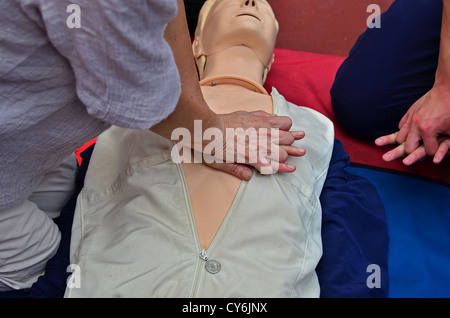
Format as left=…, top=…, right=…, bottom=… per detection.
left=190, top=250, right=205, bottom=298
left=175, top=157, right=249, bottom=297
left=175, top=161, right=206, bottom=297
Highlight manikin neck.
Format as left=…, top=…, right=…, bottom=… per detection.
left=199, top=46, right=269, bottom=95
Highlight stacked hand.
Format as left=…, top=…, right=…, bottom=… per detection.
left=203, top=110, right=306, bottom=180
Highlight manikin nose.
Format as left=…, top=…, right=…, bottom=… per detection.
left=241, top=0, right=258, bottom=9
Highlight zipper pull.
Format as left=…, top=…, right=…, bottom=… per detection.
left=199, top=249, right=209, bottom=261
left=199, top=249, right=221, bottom=274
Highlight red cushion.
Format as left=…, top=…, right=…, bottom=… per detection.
left=264, top=48, right=446, bottom=183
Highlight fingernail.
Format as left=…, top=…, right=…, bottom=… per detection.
left=375, top=138, right=383, bottom=145
left=434, top=156, right=441, bottom=164
left=293, top=131, right=305, bottom=139
left=382, top=153, right=391, bottom=161
left=242, top=169, right=252, bottom=180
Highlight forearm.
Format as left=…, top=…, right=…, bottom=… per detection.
left=150, top=0, right=218, bottom=141
left=150, top=0, right=300, bottom=178
left=435, top=0, right=450, bottom=87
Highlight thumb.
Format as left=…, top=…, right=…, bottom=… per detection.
left=203, top=162, right=253, bottom=181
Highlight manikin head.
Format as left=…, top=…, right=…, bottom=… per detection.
left=192, top=0, right=279, bottom=83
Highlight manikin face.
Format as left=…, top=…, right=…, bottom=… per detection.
left=194, top=0, right=279, bottom=70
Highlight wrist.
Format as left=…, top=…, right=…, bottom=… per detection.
left=435, top=68, right=450, bottom=87
left=433, top=74, right=450, bottom=96
left=434, top=48, right=450, bottom=90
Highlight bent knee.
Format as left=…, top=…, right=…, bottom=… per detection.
left=330, top=61, right=412, bottom=139
left=330, top=92, right=404, bottom=140
left=0, top=200, right=61, bottom=291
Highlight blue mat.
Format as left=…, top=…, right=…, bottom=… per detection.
left=346, top=165, right=450, bottom=298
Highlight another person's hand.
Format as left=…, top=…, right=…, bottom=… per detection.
left=392, top=84, right=450, bottom=157
left=202, top=110, right=306, bottom=180
left=376, top=131, right=449, bottom=166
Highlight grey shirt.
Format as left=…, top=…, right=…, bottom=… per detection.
left=0, top=0, right=181, bottom=210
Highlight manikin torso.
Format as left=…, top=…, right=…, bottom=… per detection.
left=66, top=1, right=331, bottom=298
left=182, top=83, right=273, bottom=249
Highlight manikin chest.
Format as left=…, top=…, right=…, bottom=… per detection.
left=182, top=87, right=273, bottom=249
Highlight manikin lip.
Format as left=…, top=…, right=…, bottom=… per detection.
left=236, top=13, right=261, bottom=21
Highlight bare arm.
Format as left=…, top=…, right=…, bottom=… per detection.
left=151, top=0, right=303, bottom=179
left=150, top=0, right=218, bottom=141
left=435, top=0, right=450, bottom=89
left=376, top=0, right=450, bottom=165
